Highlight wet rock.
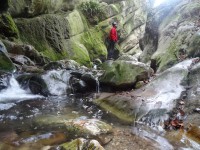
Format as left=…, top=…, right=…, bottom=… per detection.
left=8, top=54, right=35, bottom=66
left=69, top=72, right=98, bottom=93
left=117, top=54, right=138, bottom=62
left=69, top=76, right=89, bottom=93
left=14, top=132, right=67, bottom=146
left=99, top=60, right=152, bottom=90
left=81, top=73, right=97, bottom=89
left=95, top=59, right=194, bottom=124
left=59, top=59, right=80, bottom=70
left=70, top=71, right=83, bottom=79
left=2, top=40, right=49, bottom=66
left=21, top=66, right=44, bottom=74
left=42, top=70, right=71, bottom=96
left=16, top=74, right=50, bottom=96
left=44, top=59, right=80, bottom=71
left=43, top=62, right=64, bottom=71
left=34, top=115, right=112, bottom=139
left=60, top=138, right=104, bottom=150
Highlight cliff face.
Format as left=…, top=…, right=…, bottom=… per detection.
left=140, top=0, right=200, bottom=72
left=0, top=0, right=148, bottom=66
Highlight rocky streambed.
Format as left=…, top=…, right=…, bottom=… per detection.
left=0, top=59, right=200, bottom=150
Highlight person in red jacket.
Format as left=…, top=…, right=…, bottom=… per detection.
left=108, top=22, right=118, bottom=59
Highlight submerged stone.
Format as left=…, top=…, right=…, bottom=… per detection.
left=34, top=115, right=112, bottom=139
left=60, top=138, right=104, bottom=150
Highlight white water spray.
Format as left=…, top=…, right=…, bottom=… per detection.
left=0, top=75, right=43, bottom=102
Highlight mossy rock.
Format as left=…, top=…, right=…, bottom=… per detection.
left=152, top=40, right=178, bottom=72
left=0, top=50, right=15, bottom=72
left=81, top=28, right=107, bottom=61
left=94, top=96, right=135, bottom=124
left=15, top=12, right=93, bottom=66
left=0, top=12, right=19, bottom=39
left=60, top=138, right=104, bottom=150
left=70, top=41, right=92, bottom=67
left=34, top=115, right=112, bottom=138
left=99, top=60, right=151, bottom=89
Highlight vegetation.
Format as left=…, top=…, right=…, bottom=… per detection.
left=79, top=1, right=105, bottom=24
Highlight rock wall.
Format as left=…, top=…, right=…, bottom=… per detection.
left=0, top=0, right=148, bottom=66
left=140, top=0, right=200, bottom=72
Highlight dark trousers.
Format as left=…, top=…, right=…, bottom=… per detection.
left=107, top=40, right=115, bottom=59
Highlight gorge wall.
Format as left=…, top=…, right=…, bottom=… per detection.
left=0, top=0, right=148, bottom=67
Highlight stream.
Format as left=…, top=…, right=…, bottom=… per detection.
left=0, top=72, right=199, bottom=150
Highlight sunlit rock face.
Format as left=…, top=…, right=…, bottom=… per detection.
left=140, top=0, right=200, bottom=72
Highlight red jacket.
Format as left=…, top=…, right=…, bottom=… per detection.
left=109, top=27, right=118, bottom=42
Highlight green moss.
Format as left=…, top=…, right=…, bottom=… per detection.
left=95, top=98, right=134, bottom=124
left=70, top=41, right=91, bottom=67
left=0, top=51, right=15, bottom=72
left=0, top=13, right=19, bottom=39
left=81, top=27, right=107, bottom=61
left=79, top=1, right=106, bottom=25
left=156, top=41, right=178, bottom=72
left=61, top=138, right=99, bottom=150
left=67, top=10, right=87, bottom=36
left=42, top=48, right=68, bottom=61
left=100, top=60, right=147, bottom=86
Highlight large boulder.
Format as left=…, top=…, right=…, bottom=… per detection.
left=2, top=40, right=49, bottom=66
left=99, top=60, right=152, bottom=89
left=0, top=50, right=15, bottom=72
left=95, top=59, right=194, bottom=124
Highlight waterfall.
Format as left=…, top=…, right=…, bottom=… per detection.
left=95, top=77, right=100, bottom=93
left=42, top=70, right=72, bottom=96
left=0, top=75, right=43, bottom=102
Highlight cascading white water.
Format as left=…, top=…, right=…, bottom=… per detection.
left=0, top=75, right=43, bottom=102
left=42, top=70, right=71, bottom=96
